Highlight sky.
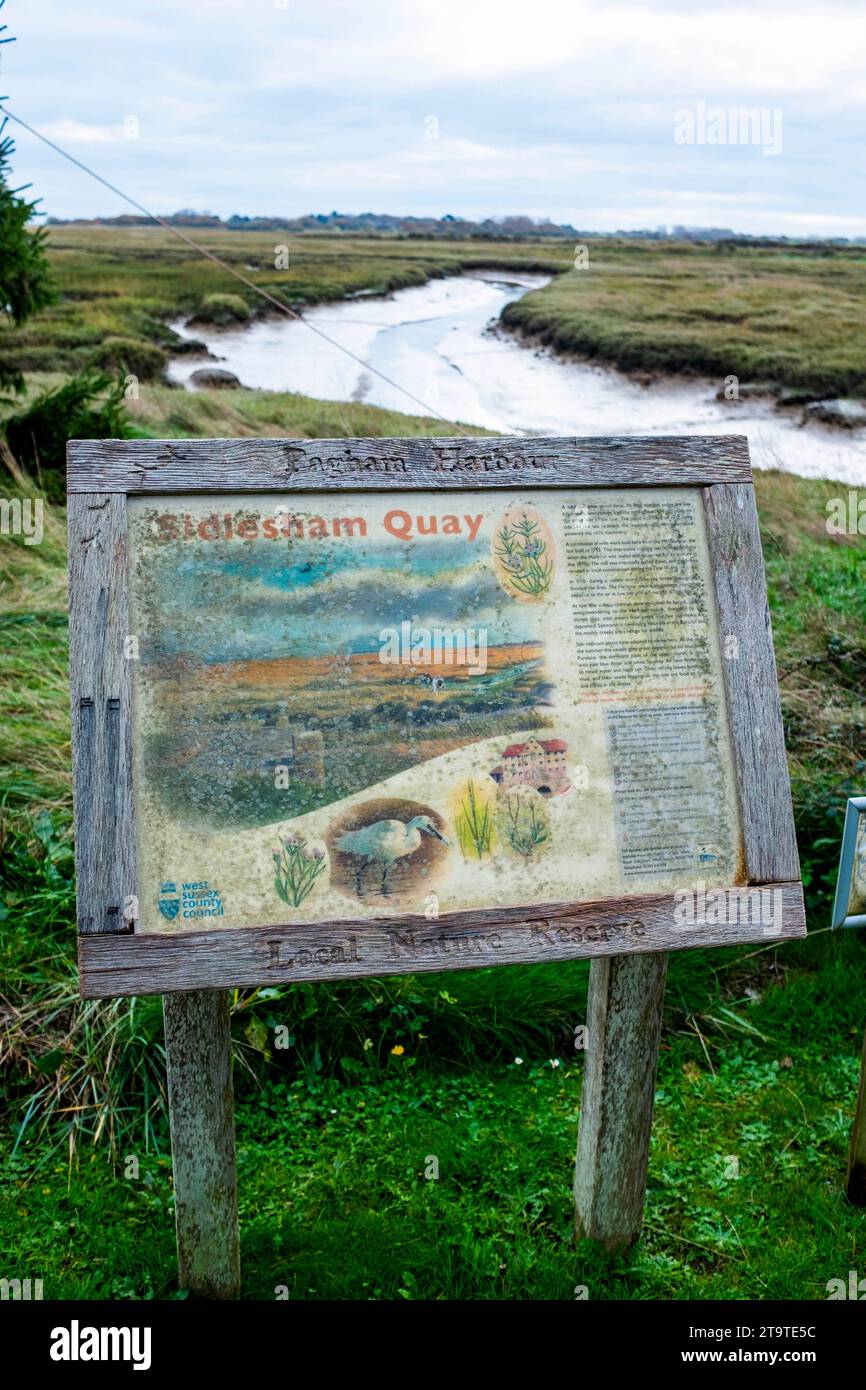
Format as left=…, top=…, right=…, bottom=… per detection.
left=3, top=0, right=866, bottom=236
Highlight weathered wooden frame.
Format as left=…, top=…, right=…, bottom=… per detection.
left=831, top=796, right=866, bottom=930
left=68, top=435, right=805, bottom=1000
left=828, top=796, right=866, bottom=1204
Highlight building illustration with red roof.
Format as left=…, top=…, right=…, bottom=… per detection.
left=489, top=735, right=571, bottom=796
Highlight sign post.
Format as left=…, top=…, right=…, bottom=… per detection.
left=574, top=952, right=668, bottom=1250
left=831, top=795, right=866, bottom=1204
left=163, top=990, right=240, bottom=1298
left=67, top=434, right=805, bottom=1292
left=847, top=1029, right=866, bottom=1206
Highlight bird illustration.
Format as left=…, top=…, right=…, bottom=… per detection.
left=335, top=815, right=449, bottom=897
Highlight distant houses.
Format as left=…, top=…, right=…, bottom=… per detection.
left=489, top=736, right=570, bottom=796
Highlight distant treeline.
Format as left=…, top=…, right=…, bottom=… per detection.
left=47, top=210, right=583, bottom=239
left=45, top=209, right=866, bottom=246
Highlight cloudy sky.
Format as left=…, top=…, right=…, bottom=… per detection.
left=4, top=0, right=866, bottom=235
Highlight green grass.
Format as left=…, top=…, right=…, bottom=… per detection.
left=5, top=1006, right=866, bottom=1301
left=10, top=370, right=491, bottom=452
left=502, top=239, right=866, bottom=396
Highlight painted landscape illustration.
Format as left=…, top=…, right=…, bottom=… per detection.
left=132, top=506, right=557, bottom=833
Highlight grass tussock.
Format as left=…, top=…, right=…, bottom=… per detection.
left=502, top=240, right=866, bottom=396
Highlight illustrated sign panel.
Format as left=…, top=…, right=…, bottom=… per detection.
left=128, top=487, right=742, bottom=931
left=67, top=437, right=806, bottom=997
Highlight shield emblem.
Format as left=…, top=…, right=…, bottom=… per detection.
left=158, top=881, right=180, bottom=921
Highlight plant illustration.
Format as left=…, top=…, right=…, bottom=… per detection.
left=455, top=778, right=495, bottom=859
left=502, top=792, right=550, bottom=858
left=495, top=514, right=553, bottom=597
left=273, top=831, right=327, bottom=907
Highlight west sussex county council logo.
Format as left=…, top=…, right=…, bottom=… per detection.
left=157, top=882, right=180, bottom=921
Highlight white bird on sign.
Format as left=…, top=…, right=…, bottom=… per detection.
left=335, top=815, right=449, bottom=897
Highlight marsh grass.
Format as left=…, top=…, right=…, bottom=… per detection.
left=455, top=778, right=496, bottom=859
left=502, top=239, right=866, bottom=395
left=0, top=456, right=70, bottom=813
left=10, top=372, right=490, bottom=447
left=6, top=229, right=866, bottom=398
left=500, top=789, right=551, bottom=858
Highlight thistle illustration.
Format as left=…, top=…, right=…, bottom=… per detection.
left=273, top=832, right=327, bottom=908
left=495, top=515, right=553, bottom=597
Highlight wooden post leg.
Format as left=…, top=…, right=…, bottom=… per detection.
left=163, top=990, right=240, bottom=1298
left=846, top=1020, right=866, bottom=1205
left=574, top=952, right=668, bottom=1252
